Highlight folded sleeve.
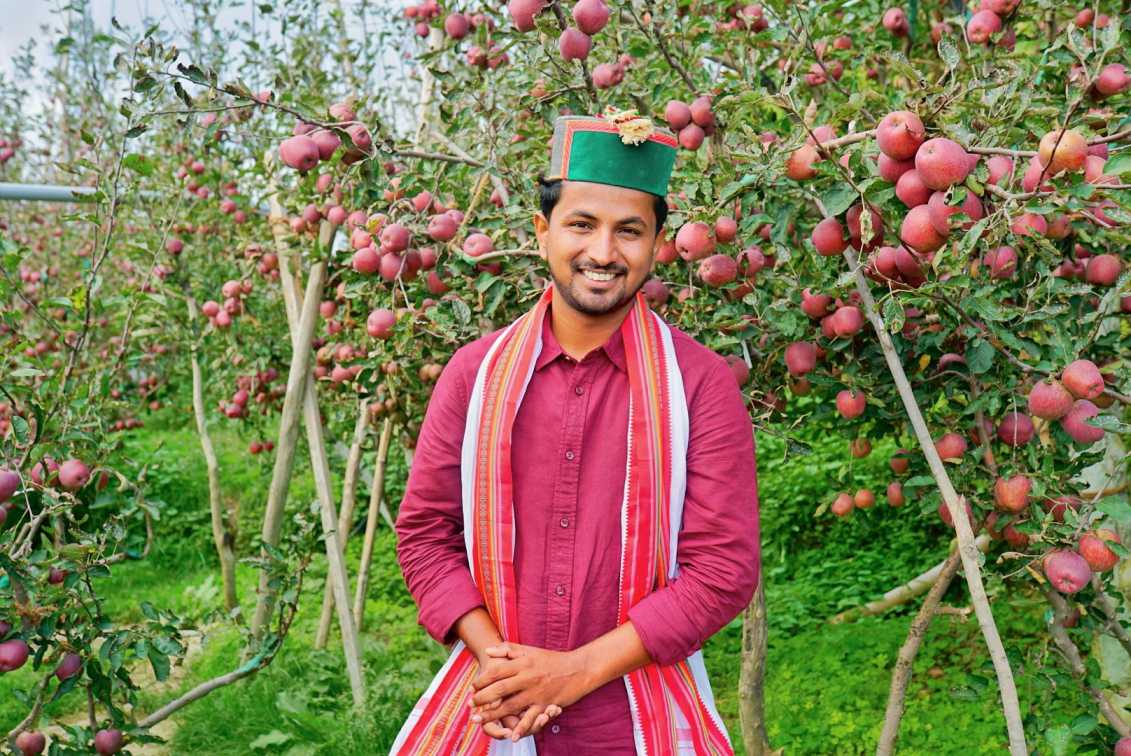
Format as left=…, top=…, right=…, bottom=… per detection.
left=395, top=346, right=485, bottom=645
left=628, top=357, right=761, bottom=666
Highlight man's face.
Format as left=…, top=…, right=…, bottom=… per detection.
left=534, top=181, right=665, bottom=318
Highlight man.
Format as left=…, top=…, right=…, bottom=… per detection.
left=393, top=109, right=760, bottom=755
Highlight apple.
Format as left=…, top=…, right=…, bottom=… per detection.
left=966, top=10, right=1001, bottom=44
left=558, top=28, right=592, bottom=61
left=886, top=481, right=905, bottom=507
left=0, top=639, right=29, bottom=672
left=1079, top=529, right=1120, bottom=572
left=54, top=652, right=82, bottom=681
left=94, top=729, right=124, bottom=755
left=835, top=389, right=866, bottom=419
left=831, top=492, right=854, bottom=517
left=1037, top=129, right=1087, bottom=174
left=366, top=309, right=396, bottom=339
left=875, top=110, right=925, bottom=161
left=996, top=412, right=1034, bottom=446
left=278, top=135, right=320, bottom=172
left=1061, top=359, right=1104, bottom=400
left=675, top=222, right=716, bottom=261
left=664, top=101, right=692, bottom=130
left=784, top=342, right=817, bottom=376
left=993, top=475, right=1031, bottom=513
left=15, top=731, right=45, bottom=756
left=1028, top=379, right=1074, bottom=420
left=914, top=138, right=971, bottom=190
left=572, top=0, right=609, bottom=34
left=811, top=217, right=847, bottom=256
left=934, top=432, right=967, bottom=461
left=1060, top=400, right=1104, bottom=444
left=1043, top=550, right=1091, bottom=594
left=58, top=459, right=90, bottom=490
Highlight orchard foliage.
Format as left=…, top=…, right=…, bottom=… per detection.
left=0, top=0, right=1128, bottom=752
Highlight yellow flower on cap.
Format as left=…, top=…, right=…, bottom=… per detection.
left=603, top=106, right=655, bottom=145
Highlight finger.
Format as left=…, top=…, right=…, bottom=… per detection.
left=471, top=659, right=521, bottom=690
left=529, top=712, right=550, bottom=735
left=471, top=676, right=525, bottom=708
left=482, top=721, right=512, bottom=740
left=509, top=706, right=543, bottom=741
left=475, top=693, right=531, bottom=725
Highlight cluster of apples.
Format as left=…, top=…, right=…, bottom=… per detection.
left=664, top=97, right=716, bottom=151
left=278, top=102, right=371, bottom=173
left=505, top=0, right=610, bottom=65
left=798, top=109, right=1127, bottom=291
left=433, top=10, right=507, bottom=68
left=218, top=369, right=283, bottom=420
left=201, top=279, right=252, bottom=330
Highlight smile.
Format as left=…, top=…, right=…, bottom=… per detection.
left=580, top=270, right=620, bottom=282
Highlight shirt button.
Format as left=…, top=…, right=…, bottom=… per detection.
left=551, top=724, right=561, bottom=734
left=574, top=385, right=584, bottom=396
left=560, top=516, right=569, bottom=528
left=565, top=450, right=575, bottom=460
left=554, top=583, right=566, bottom=596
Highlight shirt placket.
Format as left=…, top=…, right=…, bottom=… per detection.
left=544, top=357, right=590, bottom=652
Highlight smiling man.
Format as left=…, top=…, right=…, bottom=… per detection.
left=392, top=110, right=761, bottom=755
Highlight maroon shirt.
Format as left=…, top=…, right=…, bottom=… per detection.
left=395, top=301, right=761, bottom=753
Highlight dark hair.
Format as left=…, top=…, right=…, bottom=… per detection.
left=538, top=177, right=668, bottom=234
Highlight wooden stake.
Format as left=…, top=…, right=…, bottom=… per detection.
left=186, top=296, right=238, bottom=612
left=249, top=258, right=325, bottom=637
left=353, top=416, right=395, bottom=631
left=843, top=247, right=1027, bottom=755
left=315, top=398, right=370, bottom=649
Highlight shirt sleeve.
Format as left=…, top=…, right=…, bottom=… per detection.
left=627, top=357, right=762, bottom=666
left=395, top=346, right=485, bottom=646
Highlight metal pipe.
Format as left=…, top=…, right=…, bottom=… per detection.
left=0, top=183, right=97, bottom=203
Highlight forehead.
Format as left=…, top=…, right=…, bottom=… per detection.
left=556, top=180, right=655, bottom=220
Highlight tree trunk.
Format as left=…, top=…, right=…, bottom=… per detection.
left=249, top=257, right=325, bottom=637
left=315, top=398, right=370, bottom=649
left=186, top=295, right=238, bottom=612
left=353, top=416, right=395, bottom=631
left=843, top=247, right=1027, bottom=755
left=876, top=549, right=962, bottom=755
left=739, top=583, right=771, bottom=756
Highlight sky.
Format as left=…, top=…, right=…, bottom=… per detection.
left=0, top=1, right=265, bottom=117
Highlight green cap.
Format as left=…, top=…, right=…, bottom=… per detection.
left=547, top=109, right=677, bottom=198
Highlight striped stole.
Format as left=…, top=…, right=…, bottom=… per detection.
left=392, top=284, right=732, bottom=755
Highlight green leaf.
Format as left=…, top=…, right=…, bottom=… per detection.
left=1043, top=724, right=1071, bottom=756
left=960, top=294, right=1010, bottom=322
left=966, top=338, right=994, bottom=374
left=123, top=154, right=155, bottom=177
left=820, top=186, right=856, bottom=218
left=1105, top=151, right=1131, bottom=177
left=1088, top=414, right=1131, bottom=434
left=937, top=37, right=959, bottom=70
left=1097, top=498, right=1131, bottom=526
left=148, top=648, right=170, bottom=681
left=250, top=731, right=293, bottom=750
left=882, top=297, right=904, bottom=335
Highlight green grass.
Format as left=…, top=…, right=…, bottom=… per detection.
left=0, top=414, right=1104, bottom=753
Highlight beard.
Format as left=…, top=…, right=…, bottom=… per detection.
left=549, top=260, right=646, bottom=317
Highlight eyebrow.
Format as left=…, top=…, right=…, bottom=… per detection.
left=564, top=210, right=646, bottom=226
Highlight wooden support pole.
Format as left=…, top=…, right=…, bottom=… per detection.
left=843, top=246, right=1027, bottom=755
left=353, top=416, right=395, bottom=631
left=186, top=296, right=238, bottom=613
left=315, top=398, right=370, bottom=649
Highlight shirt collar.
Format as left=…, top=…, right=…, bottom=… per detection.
left=535, top=301, right=627, bottom=374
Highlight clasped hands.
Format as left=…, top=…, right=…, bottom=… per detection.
left=470, top=642, right=591, bottom=742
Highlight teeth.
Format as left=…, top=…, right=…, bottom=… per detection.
left=582, top=270, right=617, bottom=281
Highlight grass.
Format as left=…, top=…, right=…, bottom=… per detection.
left=0, top=413, right=1102, bottom=753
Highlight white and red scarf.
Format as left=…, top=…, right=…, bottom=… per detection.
left=392, top=285, right=732, bottom=755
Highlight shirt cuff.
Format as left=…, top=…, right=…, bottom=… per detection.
left=418, top=568, right=485, bottom=646
left=627, top=589, right=699, bottom=667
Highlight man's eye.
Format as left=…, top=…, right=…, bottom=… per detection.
left=620, top=228, right=641, bottom=236
left=570, top=221, right=590, bottom=229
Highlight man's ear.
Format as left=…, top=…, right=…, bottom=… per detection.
left=650, top=228, right=667, bottom=273
left=534, top=212, right=550, bottom=261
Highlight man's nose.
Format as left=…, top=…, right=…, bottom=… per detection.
left=586, top=229, right=618, bottom=267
